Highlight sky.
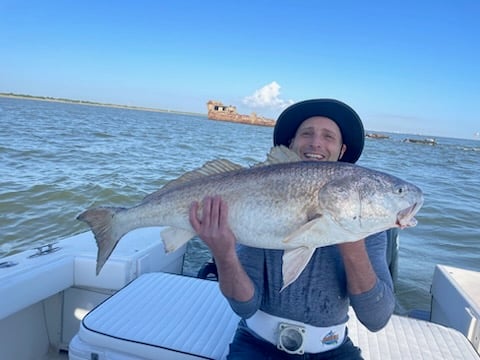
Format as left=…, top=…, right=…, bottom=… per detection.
left=1, top=0, right=479, bottom=139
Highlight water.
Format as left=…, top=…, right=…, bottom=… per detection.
left=1, top=96, right=479, bottom=313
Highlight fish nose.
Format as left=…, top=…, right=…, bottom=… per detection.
left=409, top=185, right=424, bottom=214
left=413, top=185, right=424, bottom=204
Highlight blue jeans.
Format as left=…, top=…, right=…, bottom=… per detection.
left=227, top=326, right=363, bottom=360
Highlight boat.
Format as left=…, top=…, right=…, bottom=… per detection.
left=403, top=137, right=438, bottom=145
left=1, top=227, right=479, bottom=359
left=206, top=100, right=275, bottom=127
left=366, top=133, right=390, bottom=139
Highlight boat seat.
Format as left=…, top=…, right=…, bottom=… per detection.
left=348, top=308, right=479, bottom=359
left=70, top=273, right=240, bottom=359
left=69, top=272, right=480, bottom=360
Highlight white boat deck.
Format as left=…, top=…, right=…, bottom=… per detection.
left=69, top=272, right=480, bottom=360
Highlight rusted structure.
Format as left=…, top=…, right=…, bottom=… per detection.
left=207, top=100, right=275, bottom=127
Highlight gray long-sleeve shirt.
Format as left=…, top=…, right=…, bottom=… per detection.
left=227, top=231, right=395, bottom=332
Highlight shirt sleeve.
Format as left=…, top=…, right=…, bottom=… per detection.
left=349, top=231, right=396, bottom=331
left=225, top=244, right=264, bottom=318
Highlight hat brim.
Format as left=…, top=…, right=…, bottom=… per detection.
left=273, top=99, right=365, bottom=163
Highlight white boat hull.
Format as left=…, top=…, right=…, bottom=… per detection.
left=0, top=227, right=185, bottom=360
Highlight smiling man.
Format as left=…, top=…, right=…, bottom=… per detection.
left=190, top=99, right=395, bottom=359
left=288, top=116, right=346, bottom=161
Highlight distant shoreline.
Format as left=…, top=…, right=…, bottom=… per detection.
left=0, top=93, right=206, bottom=118
left=2, top=93, right=477, bottom=140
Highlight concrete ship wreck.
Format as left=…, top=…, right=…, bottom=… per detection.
left=207, top=100, right=275, bottom=127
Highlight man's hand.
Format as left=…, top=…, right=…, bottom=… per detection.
left=189, top=195, right=237, bottom=259
left=189, top=195, right=254, bottom=301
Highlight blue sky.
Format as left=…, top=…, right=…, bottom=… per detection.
left=1, top=1, right=479, bottom=139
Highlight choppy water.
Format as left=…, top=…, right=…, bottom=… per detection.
left=1, top=96, right=479, bottom=313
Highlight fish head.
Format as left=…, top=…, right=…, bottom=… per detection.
left=317, top=170, right=424, bottom=236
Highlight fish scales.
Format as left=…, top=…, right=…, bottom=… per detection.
left=137, top=162, right=345, bottom=245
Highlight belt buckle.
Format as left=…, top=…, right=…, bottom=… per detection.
left=277, top=322, right=306, bottom=355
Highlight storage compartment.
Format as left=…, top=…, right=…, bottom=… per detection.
left=69, top=273, right=240, bottom=360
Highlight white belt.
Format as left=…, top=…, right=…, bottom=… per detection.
left=246, top=310, right=346, bottom=354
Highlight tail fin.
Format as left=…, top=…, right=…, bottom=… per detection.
left=77, top=207, right=126, bottom=275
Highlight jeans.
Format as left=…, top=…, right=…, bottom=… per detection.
left=227, top=326, right=363, bottom=360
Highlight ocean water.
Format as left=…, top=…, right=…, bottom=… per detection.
left=1, top=96, right=479, bottom=313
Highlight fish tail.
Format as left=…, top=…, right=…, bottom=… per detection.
left=77, top=206, right=127, bottom=275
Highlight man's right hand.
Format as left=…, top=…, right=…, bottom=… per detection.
left=189, top=195, right=254, bottom=301
left=189, top=195, right=237, bottom=261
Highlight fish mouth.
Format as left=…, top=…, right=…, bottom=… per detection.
left=396, top=202, right=421, bottom=229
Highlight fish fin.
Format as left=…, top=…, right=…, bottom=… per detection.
left=161, top=227, right=196, bottom=252
left=256, top=145, right=302, bottom=166
left=281, top=247, right=316, bottom=291
left=143, top=159, right=244, bottom=202
left=282, top=217, right=326, bottom=245
left=283, top=214, right=358, bottom=247
left=77, top=207, right=126, bottom=275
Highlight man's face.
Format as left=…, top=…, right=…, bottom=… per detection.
left=289, top=116, right=346, bottom=162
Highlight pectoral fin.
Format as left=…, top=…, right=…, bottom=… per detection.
left=282, top=216, right=331, bottom=247
left=283, top=214, right=352, bottom=249
left=281, top=247, right=316, bottom=291
left=161, top=227, right=196, bottom=252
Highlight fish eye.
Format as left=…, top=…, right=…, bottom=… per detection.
left=395, top=185, right=405, bottom=194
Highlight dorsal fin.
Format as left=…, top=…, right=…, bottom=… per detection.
left=256, top=145, right=302, bottom=167
left=143, top=159, right=244, bottom=202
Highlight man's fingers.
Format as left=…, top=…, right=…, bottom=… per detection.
left=190, top=196, right=227, bottom=235
left=201, top=196, right=212, bottom=228
left=189, top=201, right=201, bottom=231
left=211, top=196, right=222, bottom=227
left=219, top=197, right=228, bottom=225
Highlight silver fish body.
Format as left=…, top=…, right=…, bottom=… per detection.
left=78, top=148, right=423, bottom=289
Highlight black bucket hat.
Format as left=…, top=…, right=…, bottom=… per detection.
left=273, top=99, right=365, bottom=163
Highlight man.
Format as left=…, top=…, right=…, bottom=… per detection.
left=189, top=99, right=395, bottom=359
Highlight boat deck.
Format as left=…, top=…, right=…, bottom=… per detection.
left=69, top=272, right=479, bottom=360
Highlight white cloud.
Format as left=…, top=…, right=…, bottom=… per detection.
left=242, top=81, right=293, bottom=110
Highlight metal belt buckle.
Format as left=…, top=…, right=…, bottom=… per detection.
left=277, top=322, right=306, bottom=355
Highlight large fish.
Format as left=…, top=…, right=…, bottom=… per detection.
left=77, top=146, right=423, bottom=289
